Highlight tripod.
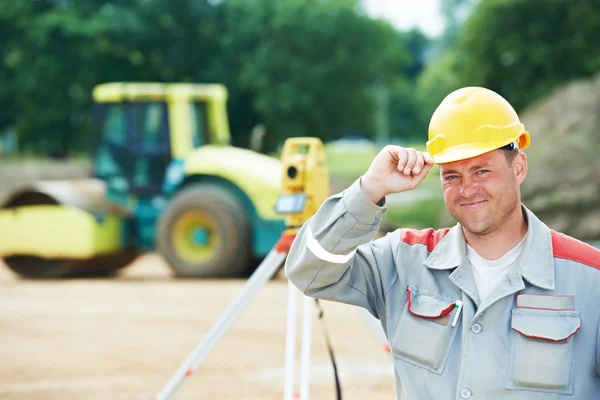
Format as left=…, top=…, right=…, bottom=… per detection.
left=154, top=231, right=306, bottom=400
left=154, top=137, right=389, bottom=399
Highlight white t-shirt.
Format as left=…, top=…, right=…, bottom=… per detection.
left=467, top=235, right=526, bottom=303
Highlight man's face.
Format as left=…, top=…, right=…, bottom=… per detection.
left=439, top=149, right=527, bottom=236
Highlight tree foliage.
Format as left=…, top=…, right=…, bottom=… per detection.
left=415, top=51, right=463, bottom=130
left=215, top=0, right=393, bottom=149
left=3, top=0, right=600, bottom=156
left=0, top=0, right=226, bottom=154
left=422, top=0, right=600, bottom=114
left=0, top=0, right=427, bottom=155
left=415, top=0, right=475, bottom=128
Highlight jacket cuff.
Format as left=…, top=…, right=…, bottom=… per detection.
left=342, top=177, right=388, bottom=225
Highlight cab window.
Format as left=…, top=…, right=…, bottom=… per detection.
left=94, top=103, right=128, bottom=181
left=191, top=101, right=209, bottom=147
left=132, top=102, right=169, bottom=149
left=130, top=102, right=170, bottom=193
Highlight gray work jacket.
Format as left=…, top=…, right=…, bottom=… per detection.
left=285, top=178, right=600, bottom=400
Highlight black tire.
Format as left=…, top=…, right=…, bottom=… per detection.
left=3, top=256, right=76, bottom=279
left=2, top=249, right=138, bottom=279
left=156, top=183, right=251, bottom=278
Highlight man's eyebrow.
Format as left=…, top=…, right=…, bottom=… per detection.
left=441, top=169, right=459, bottom=175
left=441, top=164, right=491, bottom=175
left=468, top=164, right=490, bottom=172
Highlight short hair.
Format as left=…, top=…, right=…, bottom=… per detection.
left=499, top=141, right=519, bottom=164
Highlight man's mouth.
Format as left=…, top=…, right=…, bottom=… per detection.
left=460, top=200, right=487, bottom=209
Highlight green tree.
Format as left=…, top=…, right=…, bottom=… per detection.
left=218, top=0, right=405, bottom=151
left=415, top=50, right=464, bottom=130
left=448, top=0, right=600, bottom=110
left=434, top=0, right=476, bottom=56
left=414, top=0, right=475, bottom=131
left=0, top=0, right=224, bottom=154
left=0, top=0, right=424, bottom=154
left=387, top=29, right=431, bottom=142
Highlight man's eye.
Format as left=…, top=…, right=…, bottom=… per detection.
left=477, top=170, right=490, bottom=175
left=444, top=175, right=458, bottom=181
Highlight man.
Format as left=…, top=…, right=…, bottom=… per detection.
left=285, top=87, right=600, bottom=399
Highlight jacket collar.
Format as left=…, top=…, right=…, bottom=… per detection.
left=517, top=206, right=555, bottom=290
left=422, top=223, right=466, bottom=270
left=423, top=204, right=555, bottom=290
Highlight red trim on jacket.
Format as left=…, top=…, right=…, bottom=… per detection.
left=512, top=326, right=580, bottom=343
left=401, top=228, right=451, bottom=252
left=551, top=230, right=600, bottom=270
left=406, top=286, right=456, bottom=319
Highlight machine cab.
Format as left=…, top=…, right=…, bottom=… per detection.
left=94, top=100, right=171, bottom=197
left=91, top=82, right=232, bottom=204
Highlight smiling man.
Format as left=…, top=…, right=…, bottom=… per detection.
left=285, top=87, right=600, bottom=399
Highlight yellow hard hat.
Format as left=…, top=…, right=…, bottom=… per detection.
left=426, top=87, right=530, bottom=164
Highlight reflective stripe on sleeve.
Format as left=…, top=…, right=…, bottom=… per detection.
left=306, top=226, right=356, bottom=264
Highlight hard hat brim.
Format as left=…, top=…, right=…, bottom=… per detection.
left=430, top=131, right=530, bottom=164
left=432, top=141, right=513, bottom=164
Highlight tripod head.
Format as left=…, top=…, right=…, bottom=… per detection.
left=275, top=137, right=330, bottom=231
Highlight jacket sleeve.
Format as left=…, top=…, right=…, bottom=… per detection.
left=596, top=313, right=600, bottom=377
left=284, top=177, right=400, bottom=321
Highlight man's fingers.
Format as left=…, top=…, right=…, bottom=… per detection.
left=411, top=161, right=434, bottom=187
left=413, top=151, right=425, bottom=175
left=403, top=148, right=417, bottom=175
left=423, top=152, right=435, bottom=165
left=396, top=148, right=408, bottom=173
left=422, top=161, right=434, bottom=175
left=393, top=148, right=435, bottom=177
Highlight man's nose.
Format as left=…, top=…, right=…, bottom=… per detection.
left=459, top=175, right=479, bottom=198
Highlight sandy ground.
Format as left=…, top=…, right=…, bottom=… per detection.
left=0, top=254, right=397, bottom=400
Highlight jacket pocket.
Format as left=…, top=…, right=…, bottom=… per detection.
left=507, top=308, right=580, bottom=394
left=390, top=286, right=460, bottom=374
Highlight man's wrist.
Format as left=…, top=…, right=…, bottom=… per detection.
left=360, top=175, right=388, bottom=205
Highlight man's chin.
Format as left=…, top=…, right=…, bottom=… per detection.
left=462, top=222, right=494, bottom=236
left=455, top=217, right=493, bottom=236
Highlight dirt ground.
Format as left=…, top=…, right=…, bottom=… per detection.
left=0, top=253, right=397, bottom=400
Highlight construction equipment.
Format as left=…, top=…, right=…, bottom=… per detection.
left=0, top=82, right=286, bottom=278
left=155, top=137, right=330, bottom=400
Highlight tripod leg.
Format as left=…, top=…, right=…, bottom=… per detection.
left=155, top=249, right=287, bottom=400
left=283, top=280, right=299, bottom=400
left=299, top=293, right=313, bottom=400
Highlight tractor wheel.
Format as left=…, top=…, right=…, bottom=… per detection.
left=2, top=256, right=76, bottom=279
left=2, top=249, right=138, bottom=279
left=157, top=184, right=251, bottom=278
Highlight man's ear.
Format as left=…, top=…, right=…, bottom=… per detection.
left=514, top=151, right=528, bottom=184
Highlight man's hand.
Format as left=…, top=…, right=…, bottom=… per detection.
left=361, top=146, right=435, bottom=204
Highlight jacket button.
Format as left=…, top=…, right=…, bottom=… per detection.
left=471, top=323, right=482, bottom=334
left=460, top=388, right=472, bottom=399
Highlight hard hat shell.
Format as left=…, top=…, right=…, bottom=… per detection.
left=426, top=87, right=530, bottom=164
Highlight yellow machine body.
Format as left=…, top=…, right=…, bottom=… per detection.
left=0, top=82, right=286, bottom=278
left=183, top=144, right=283, bottom=221
left=0, top=179, right=137, bottom=278
left=0, top=179, right=128, bottom=259
left=92, top=82, right=232, bottom=158
left=0, top=205, right=122, bottom=259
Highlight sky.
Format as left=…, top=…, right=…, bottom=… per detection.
left=361, top=0, right=445, bottom=37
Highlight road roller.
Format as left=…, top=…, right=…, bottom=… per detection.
left=0, top=82, right=286, bottom=279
